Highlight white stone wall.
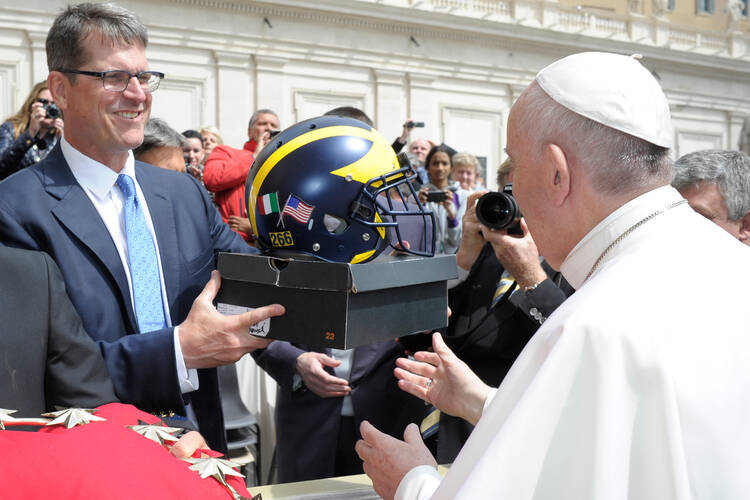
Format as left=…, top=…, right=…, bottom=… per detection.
left=2, top=0, right=749, bottom=183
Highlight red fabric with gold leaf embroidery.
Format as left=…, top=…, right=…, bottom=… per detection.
left=0, top=403, right=251, bottom=499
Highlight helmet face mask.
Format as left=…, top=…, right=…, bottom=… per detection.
left=247, top=116, right=435, bottom=264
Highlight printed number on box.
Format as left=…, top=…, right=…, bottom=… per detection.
left=269, top=230, right=294, bottom=247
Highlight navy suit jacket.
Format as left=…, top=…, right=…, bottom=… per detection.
left=0, top=145, right=250, bottom=450
left=253, top=340, right=424, bottom=482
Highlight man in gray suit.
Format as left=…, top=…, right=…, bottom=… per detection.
left=0, top=245, right=117, bottom=415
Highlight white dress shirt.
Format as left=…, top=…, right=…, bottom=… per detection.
left=61, top=137, right=198, bottom=393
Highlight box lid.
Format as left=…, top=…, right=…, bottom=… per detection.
left=217, top=252, right=457, bottom=293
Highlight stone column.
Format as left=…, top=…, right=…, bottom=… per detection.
left=253, top=55, right=287, bottom=127
left=373, top=68, right=406, bottom=141
left=213, top=50, right=252, bottom=147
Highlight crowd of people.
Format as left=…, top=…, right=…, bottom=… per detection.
left=1, top=2, right=749, bottom=498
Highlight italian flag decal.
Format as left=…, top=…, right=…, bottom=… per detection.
left=258, top=192, right=280, bottom=215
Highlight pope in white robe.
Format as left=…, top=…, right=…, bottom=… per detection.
left=356, top=52, right=750, bottom=500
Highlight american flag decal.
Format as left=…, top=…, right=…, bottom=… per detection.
left=279, top=194, right=314, bottom=226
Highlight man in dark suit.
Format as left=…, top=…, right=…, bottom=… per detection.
left=254, top=340, right=424, bottom=482
left=0, top=3, right=284, bottom=451
left=0, top=246, right=117, bottom=415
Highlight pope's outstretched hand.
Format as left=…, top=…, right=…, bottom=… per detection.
left=395, top=332, right=491, bottom=426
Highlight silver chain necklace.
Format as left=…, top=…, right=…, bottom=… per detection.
left=584, top=199, right=687, bottom=282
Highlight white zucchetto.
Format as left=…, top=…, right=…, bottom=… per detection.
left=536, top=52, right=673, bottom=148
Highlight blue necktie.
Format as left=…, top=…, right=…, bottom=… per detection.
left=117, top=174, right=167, bottom=333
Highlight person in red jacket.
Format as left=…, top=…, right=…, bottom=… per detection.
left=203, top=109, right=279, bottom=241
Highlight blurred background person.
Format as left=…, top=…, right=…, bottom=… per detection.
left=134, top=118, right=187, bottom=173
left=672, top=149, right=750, bottom=244
left=418, top=144, right=468, bottom=254
left=204, top=108, right=279, bottom=242
left=246, top=108, right=279, bottom=154
left=0, top=81, right=63, bottom=180
left=450, top=152, right=481, bottom=192
left=199, top=125, right=223, bottom=159
left=181, top=129, right=205, bottom=179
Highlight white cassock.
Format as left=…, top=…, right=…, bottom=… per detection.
left=397, top=186, right=750, bottom=500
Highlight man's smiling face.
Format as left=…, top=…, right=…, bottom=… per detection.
left=55, top=33, right=151, bottom=170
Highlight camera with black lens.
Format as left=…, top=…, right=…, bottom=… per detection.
left=44, top=102, right=61, bottom=120
left=475, top=184, right=523, bottom=235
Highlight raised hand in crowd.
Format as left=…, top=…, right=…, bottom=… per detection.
left=28, top=100, right=59, bottom=138
left=394, top=332, right=490, bottom=426
left=417, top=186, right=458, bottom=220
left=294, top=351, right=352, bottom=398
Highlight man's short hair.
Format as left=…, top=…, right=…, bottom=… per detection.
left=248, top=109, right=278, bottom=128
left=323, top=106, right=373, bottom=127
left=46, top=2, right=148, bottom=73
left=134, top=118, right=186, bottom=157
left=182, top=129, right=202, bottom=141
left=518, top=81, right=672, bottom=195
left=673, top=150, right=750, bottom=220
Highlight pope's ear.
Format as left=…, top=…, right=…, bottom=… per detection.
left=737, top=210, right=750, bottom=244
left=543, top=143, right=570, bottom=207
left=47, top=72, right=69, bottom=110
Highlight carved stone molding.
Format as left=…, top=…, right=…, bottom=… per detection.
left=254, top=55, right=288, bottom=74
left=213, top=50, right=251, bottom=69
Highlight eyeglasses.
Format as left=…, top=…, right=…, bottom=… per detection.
left=57, top=69, right=165, bottom=93
left=36, top=98, right=53, bottom=105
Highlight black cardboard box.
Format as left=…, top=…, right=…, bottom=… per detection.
left=215, top=252, right=458, bottom=349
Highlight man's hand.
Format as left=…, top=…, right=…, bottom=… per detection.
left=395, top=332, right=490, bottom=426
left=295, top=352, right=351, bottom=398
left=228, top=215, right=253, bottom=237
left=51, top=118, right=64, bottom=138
left=456, top=190, right=488, bottom=269
left=441, top=190, right=457, bottom=220
left=179, top=271, right=285, bottom=369
left=398, top=118, right=415, bottom=144
left=169, top=431, right=208, bottom=459
left=481, top=218, right=547, bottom=290
left=28, top=101, right=55, bottom=138
left=356, top=421, right=437, bottom=500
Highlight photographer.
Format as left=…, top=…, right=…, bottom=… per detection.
left=392, top=119, right=432, bottom=187
left=0, top=81, right=63, bottom=180
left=417, top=145, right=468, bottom=254
left=428, top=161, right=573, bottom=463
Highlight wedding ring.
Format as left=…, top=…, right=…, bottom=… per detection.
left=426, top=378, right=433, bottom=389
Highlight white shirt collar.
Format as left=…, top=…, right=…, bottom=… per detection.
left=560, top=185, right=683, bottom=290
left=61, top=136, right=136, bottom=200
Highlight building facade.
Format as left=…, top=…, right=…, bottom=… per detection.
left=1, top=0, right=749, bottom=188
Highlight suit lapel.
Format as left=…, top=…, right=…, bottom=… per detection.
left=43, top=146, right=137, bottom=332
left=135, top=162, right=180, bottom=318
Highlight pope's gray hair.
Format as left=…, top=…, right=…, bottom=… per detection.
left=673, top=149, right=750, bottom=220
left=46, top=3, right=148, bottom=73
left=516, top=81, right=672, bottom=195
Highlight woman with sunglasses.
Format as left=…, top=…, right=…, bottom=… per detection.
left=0, top=81, right=64, bottom=180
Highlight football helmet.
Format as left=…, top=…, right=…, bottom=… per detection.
left=247, top=115, right=435, bottom=263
